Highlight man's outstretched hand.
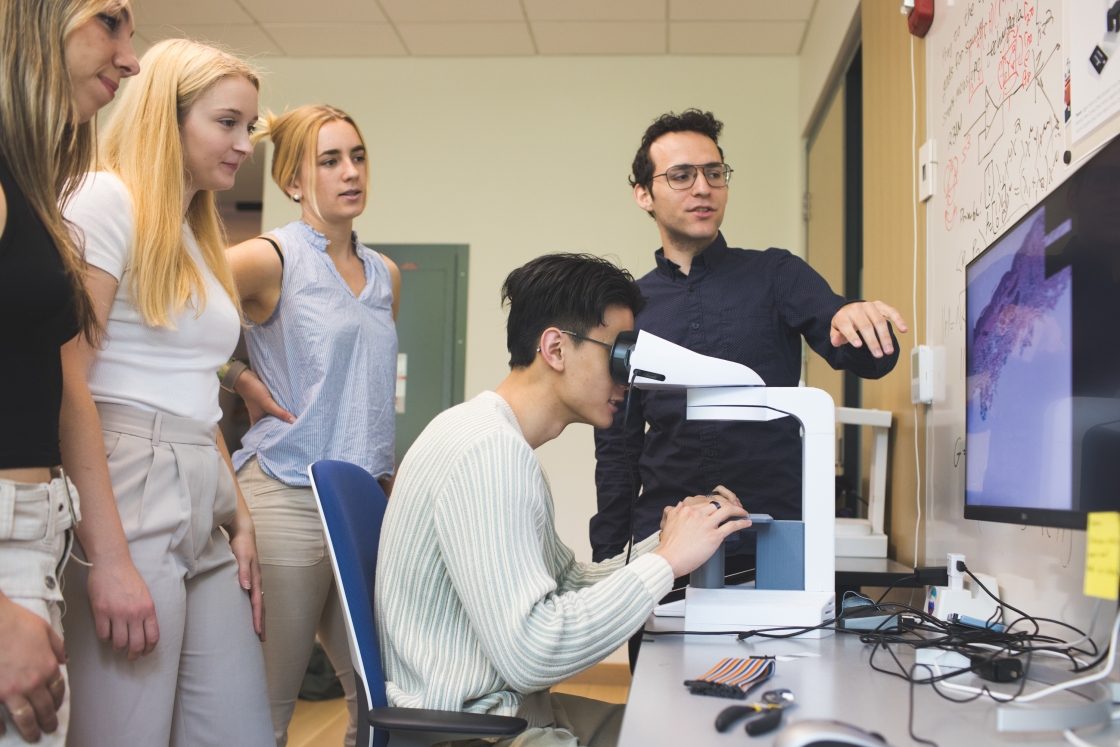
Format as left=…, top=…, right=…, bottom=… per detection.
left=830, top=301, right=908, bottom=358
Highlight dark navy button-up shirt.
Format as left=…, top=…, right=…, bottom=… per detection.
left=591, top=233, right=898, bottom=562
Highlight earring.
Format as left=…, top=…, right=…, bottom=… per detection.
left=292, top=194, right=301, bottom=203
left=536, top=347, right=541, bottom=352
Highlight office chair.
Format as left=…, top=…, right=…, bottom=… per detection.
left=309, top=460, right=528, bottom=747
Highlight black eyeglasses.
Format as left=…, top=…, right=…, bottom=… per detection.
left=652, top=163, right=733, bottom=190
left=560, top=330, right=613, bottom=351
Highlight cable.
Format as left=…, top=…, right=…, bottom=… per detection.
left=876, top=574, right=918, bottom=604
left=909, top=32, right=923, bottom=568
left=927, top=606, right=1120, bottom=704
left=1062, top=728, right=1098, bottom=747
left=961, top=566, right=1038, bottom=634
left=621, top=385, right=637, bottom=565
left=909, top=664, right=940, bottom=747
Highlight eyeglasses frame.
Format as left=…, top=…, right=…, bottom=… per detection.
left=650, top=162, right=734, bottom=191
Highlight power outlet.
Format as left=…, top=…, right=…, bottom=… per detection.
left=911, top=345, right=933, bottom=405
left=918, top=139, right=937, bottom=202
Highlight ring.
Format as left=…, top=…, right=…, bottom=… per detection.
left=47, top=676, right=64, bottom=690
left=709, top=500, right=722, bottom=510
left=10, top=705, right=32, bottom=718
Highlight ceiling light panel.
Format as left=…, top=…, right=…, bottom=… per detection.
left=523, top=0, right=667, bottom=21
left=238, top=0, right=387, bottom=24
left=670, top=0, right=816, bottom=21
left=532, top=21, right=666, bottom=54
left=669, top=21, right=805, bottom=54
left=263, top=23, right=406, bottom=56
left=396, top=22, right=535, bottom=55
left=128, top=0, right=254, bottom=26
left=136, top=23, right=285, bottom=56
left=380, top=0, right=525, bottom=23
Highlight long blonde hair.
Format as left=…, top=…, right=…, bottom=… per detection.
left=0, top=0, right=126, bottom=342
left=100, top=38, right=257, bottom=328
left=253, top=104, right=366, bottom=221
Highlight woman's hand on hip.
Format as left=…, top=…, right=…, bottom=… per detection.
left=233, top=369, right=295, bottom=427
left=0, top=593, right=66, bottom=742
left=86, top=552, right=160, bottom=661
left=228, top=518, right=266, bottom=642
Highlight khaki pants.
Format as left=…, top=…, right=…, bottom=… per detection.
left=238, top=456, right=358, bottom=747
left=440, top=694, right=624, bottom=747
left=0, top=475, right=79, bottom=747
left=63, top=403, right=273, bottom=747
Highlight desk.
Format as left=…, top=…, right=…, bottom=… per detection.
left=618, top=631, right=1120, bottom=746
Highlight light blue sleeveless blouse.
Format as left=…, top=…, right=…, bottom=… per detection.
left=232, top=221, right=397, bottom=485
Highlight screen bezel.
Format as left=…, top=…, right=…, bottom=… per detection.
left=962, top=180, right=1085, bottom=531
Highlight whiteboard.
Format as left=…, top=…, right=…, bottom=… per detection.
left=922, top=0, right=1100, bottom=625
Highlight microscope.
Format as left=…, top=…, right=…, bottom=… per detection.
left=611, top=330, right=837, bottom=637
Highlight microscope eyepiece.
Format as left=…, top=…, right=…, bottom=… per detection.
left=609, top=330, right=638, bottom=385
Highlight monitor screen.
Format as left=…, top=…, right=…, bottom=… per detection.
left=964, top=134, right=1120, bottom=529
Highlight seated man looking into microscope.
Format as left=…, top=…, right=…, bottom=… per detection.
left=375, top=253, right=750, bottom=747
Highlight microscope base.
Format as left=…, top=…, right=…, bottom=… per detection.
left=684, top=588, right=836, bottom=638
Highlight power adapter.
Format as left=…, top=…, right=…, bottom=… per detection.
left=915, top=566, right=949, bottom=587
left=969, top=655, right=1022, bottom=683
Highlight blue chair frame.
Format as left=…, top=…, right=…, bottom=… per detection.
left=309, top=460, right=527, bottom=747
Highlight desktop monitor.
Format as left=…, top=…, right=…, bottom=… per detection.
left=964, top=134, right=1120, bottom=529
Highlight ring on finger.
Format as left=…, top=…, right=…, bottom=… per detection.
left=47, top=676, right=64, bottom=690
left=709, top=500, right=721, bottom=510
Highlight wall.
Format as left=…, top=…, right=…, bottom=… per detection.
left=919, top=0, right=1108, bottom=632
left=258, top=56, right=802, bottom=563
left=799, top=0, right=861, bottom=137
left=861, top=0, right=928, bottom=567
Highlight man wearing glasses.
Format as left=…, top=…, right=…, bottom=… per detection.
left=592, top=111, right=908, bottom=666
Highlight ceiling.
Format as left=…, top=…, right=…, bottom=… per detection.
left=129, top=0, right=819, bottom=58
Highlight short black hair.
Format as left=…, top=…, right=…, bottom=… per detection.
left=630, top=109, right=725, bottom=192
left=502, top=254, right=646, bottom=369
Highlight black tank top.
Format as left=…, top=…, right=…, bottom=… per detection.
left=0, top=156, right=80, bottom=469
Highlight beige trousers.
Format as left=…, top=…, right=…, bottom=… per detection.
left=63, top=403, right=273, bottom=747
left=440, top=694, right=624, bottom=747
left=237, top=456, right=358, bottom=747
left=0, top=475, right=79, bottom=747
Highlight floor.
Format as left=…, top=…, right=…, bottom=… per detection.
left=287, top=663, right=631, bottom=747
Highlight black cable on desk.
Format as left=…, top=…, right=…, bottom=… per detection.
left=644, top=572, right=1104, bottom=723
left=909, top=664, right=940, bottom=747
left=875, top=573, right=918, bottom=604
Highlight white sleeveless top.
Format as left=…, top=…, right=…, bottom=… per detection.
left=65, top=172, right=240, bottom=424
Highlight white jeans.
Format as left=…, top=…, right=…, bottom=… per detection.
left=0, top=474, right=80, bottom=746
left=63, top=403, right=273, bottom=747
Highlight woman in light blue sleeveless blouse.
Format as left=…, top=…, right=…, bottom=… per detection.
left=225, top=105, right=400, bottom=747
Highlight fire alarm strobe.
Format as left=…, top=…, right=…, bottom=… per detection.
left=907, top=0, right=934, bottom=38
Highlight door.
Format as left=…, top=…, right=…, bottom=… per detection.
left=368, top=244, right=469, bottom=464
left=806, top=83, right=847, bottom=408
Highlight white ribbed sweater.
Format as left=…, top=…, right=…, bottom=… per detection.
left=375, top=391, right=673, bottom=724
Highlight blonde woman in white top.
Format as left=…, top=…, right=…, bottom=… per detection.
left=59, top=39, right=272, bottom=747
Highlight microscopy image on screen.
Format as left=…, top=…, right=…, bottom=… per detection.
left=966, top=208, right=1074, bottom=510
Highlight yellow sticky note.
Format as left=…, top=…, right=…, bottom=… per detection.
left=1084, top=512, right=1120, bottom=601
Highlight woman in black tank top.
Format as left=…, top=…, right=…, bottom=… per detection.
left=0, top=2, right=138, bottom=742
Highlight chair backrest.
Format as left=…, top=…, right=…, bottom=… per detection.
left=310, top=460, right=391, bottom=747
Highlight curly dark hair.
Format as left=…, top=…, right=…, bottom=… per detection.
left=502, top=254, right=646, bottom=369
left=629, top=109, right=724, bottom=192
